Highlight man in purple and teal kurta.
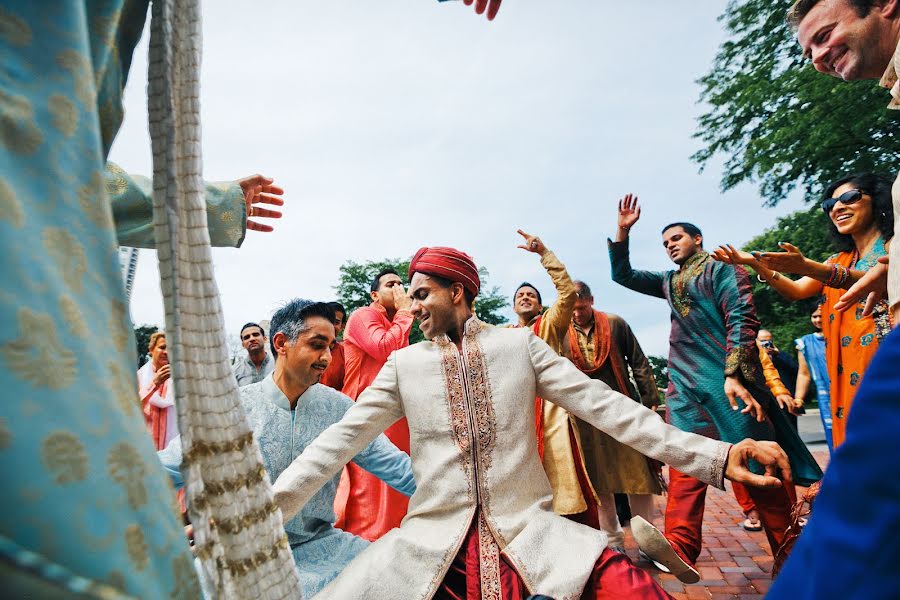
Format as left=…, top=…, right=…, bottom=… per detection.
left=607, top=196, right=822, bottom=582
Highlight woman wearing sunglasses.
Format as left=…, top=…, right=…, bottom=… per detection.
left=712, top=172, right=894, bottom=449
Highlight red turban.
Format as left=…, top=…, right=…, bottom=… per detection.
left=409, top=247, right=480, bottom=297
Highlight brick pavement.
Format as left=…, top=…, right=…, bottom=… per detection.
left=621, top=448, right=830, bottom=600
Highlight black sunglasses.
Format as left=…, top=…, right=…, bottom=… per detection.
left=822, top=189, right=864, bottom=214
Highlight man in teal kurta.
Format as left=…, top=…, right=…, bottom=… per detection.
left=607, top=195, right=822, bottom=583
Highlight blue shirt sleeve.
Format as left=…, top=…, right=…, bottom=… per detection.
left=157, top=436, right=185, bottom=491
left=352, top=435, right=416, bottom=497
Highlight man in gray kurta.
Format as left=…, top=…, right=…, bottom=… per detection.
left=160, top=299, right=415, bottom=598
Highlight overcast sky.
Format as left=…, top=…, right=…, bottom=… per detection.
left=112, top=1, right=807, bottom=357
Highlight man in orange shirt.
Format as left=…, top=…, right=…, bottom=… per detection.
left=337, top=268, right=415, bottom=540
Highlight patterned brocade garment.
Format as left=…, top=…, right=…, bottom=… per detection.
left=608, top=241, right=822, bottom=486
left=0, top=3, right=243, bottom=596
left=822, top=239, right=892, bottom=448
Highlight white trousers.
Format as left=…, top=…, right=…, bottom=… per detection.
left=597, top=493, right=656, bottom=548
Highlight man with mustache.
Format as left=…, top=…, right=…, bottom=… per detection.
left=608, top=195, right=823, bottom=582
left=232, top=322, right=275, bottom=387
left=788, top=0, right=900, bottom=323
left=272, top=246, right=798, bottom=599
left=160, top=298, right=415, bottom=598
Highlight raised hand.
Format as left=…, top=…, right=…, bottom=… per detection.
left=392, top=284, right=413, bottom=312
left=238, top=174, right=284, bottom=233
left=725, top=439, right=792, bottom=488
left=753, top=242, right=808, bottom=275
left=617, top=193, right=641, bottom=232
left=462, top=0, right=502, bottom=20
left=153, top=364, right=172, bottom=387
left=724, top=375, right=766, bottom=422
left=516, top=229, right=547, bottom=255
left=711, top=244, right=757, bottom=266
left=834, top=256, right=888, bottom=316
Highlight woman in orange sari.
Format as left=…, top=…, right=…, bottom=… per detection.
left=713, top=173, right=894, bottom=448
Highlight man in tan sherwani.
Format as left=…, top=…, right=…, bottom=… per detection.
left=273, top=246, right=793, bottom=600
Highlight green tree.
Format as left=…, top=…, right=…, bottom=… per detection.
left=134, top=324, right=159, bottom=368
left=646, top=355, right=669, bottom=404
left=334, top=258, right=510, bottom=344
left=739, top=206, right=834, bottom=355
left=694, top=0, right=900, bottom=204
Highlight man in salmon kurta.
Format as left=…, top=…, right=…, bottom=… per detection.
left=337, top=268, right=414, bottom=540
left=272, top=246, right=797, bottom=600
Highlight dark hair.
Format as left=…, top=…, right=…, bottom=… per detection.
left=430, top=274, right=477, bottom=306
left=787, top=0, right=880, bottom=28
left=370, top=268, right=400, bottom=293
left=269, top=299, right=336, bottom=356
left=573, top=280, right=593, bottom=300
left=823, top=172, right=894, bottom=253
left=240, top=322, right=264, bottom=337
left=328, top=301, right=346, bottom=317
left=514, top=282, right=542, bottom=305
left=661, top=222, right=703, bottom=239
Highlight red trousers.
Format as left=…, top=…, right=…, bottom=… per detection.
left=665, top=468, right=795, bottom=565
left=435, top=518, right=672, bottom=600
left=732, top=481, right=797, bottom=515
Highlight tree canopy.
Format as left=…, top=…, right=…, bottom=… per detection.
left=739, top=206, right=834, bottom=354
left=694, top=0, right=900, bottom=204
left=133, top=324, right=159, bottom=368
left=334, top=258, right=509, bottom=344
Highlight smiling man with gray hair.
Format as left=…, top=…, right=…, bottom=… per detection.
left=160, top=298, right=415, bottom=597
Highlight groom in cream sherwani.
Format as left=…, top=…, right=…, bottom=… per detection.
left=273, top=246, right=793, bottom=600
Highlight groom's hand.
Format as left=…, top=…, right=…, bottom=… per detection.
left=725, top=439, right=792, bottom=488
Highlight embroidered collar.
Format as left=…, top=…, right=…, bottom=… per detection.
left=433, top=315, right=485, bottom=347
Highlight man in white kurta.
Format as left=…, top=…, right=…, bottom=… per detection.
left=273, top=247, right=793, bottom=600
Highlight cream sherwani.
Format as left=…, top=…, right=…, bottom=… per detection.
left=274, top=318, right=730, bottom=600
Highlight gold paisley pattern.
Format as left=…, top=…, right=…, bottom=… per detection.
left=48, top=94, right=78, bottom=137
left=1, top=307, right=78, bottom=389
left=0, top=417, right=11, bottom=450
left=220, top=210, right=234, bottom=223
left=56, top=49, right=96, bottom=108
left=105, top=162, right=129, bottom=196
left=60, top=294, right=89, bottom=337
left=0, top=8, right=32, bottom=46
left=0, top=90, right=44, bottom=155
left=41, top=431, right=88, bottom=484
left=0, top=178, right=25, bottom=228
left=108, top=298, right=130, bottom=353
left=79, top=170, right=113, bottom=230
left=108, top=442, right=147, bottom=509
left=43, top=227, right=87, bottom=292
left=124, top=524, right=149, bottom=571
left=108, top=360, right=140, bottom=415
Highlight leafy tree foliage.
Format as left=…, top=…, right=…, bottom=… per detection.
left=739, top=206, right=834, bottom=355
left=133, top=324, right=160, bottom=368
left=694, top=0, right=900, bottom=204
left=334, top=258, right=509, bottom=344
left=646, top=355, right=669, bottom=404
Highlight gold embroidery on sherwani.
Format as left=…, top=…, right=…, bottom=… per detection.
left=0, top=177, right=25, bottom=227
left=105, top=162, right=130, bottom=196
left=1, top=307, right=78, bottom=389
left=60, top=294, right=88, bottom=337
left=43, top=227, right=87, bottom=292
left=0, top=8, right=32, bottom=47
left=41, top=431, right=88, bottom=484
left=478, top=512, right=502, bottom=600
left=48, top=94, right=78, bottom=136
left=0, top=416, right=11, bottom=449
left=108, top=442, right=148, bottom=509
left=463, top=325, right=496, bottom=469
left=107, top=360, right=140, bottom=415
left=0, top=90, right=44, bottom=155
left=670, top=251, right=709, bottom=317
left=125, top=524, right=149, bottom=570
left=56, top=49, right=96, bottom=108
left=79, top=170, right=113, bottom=230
